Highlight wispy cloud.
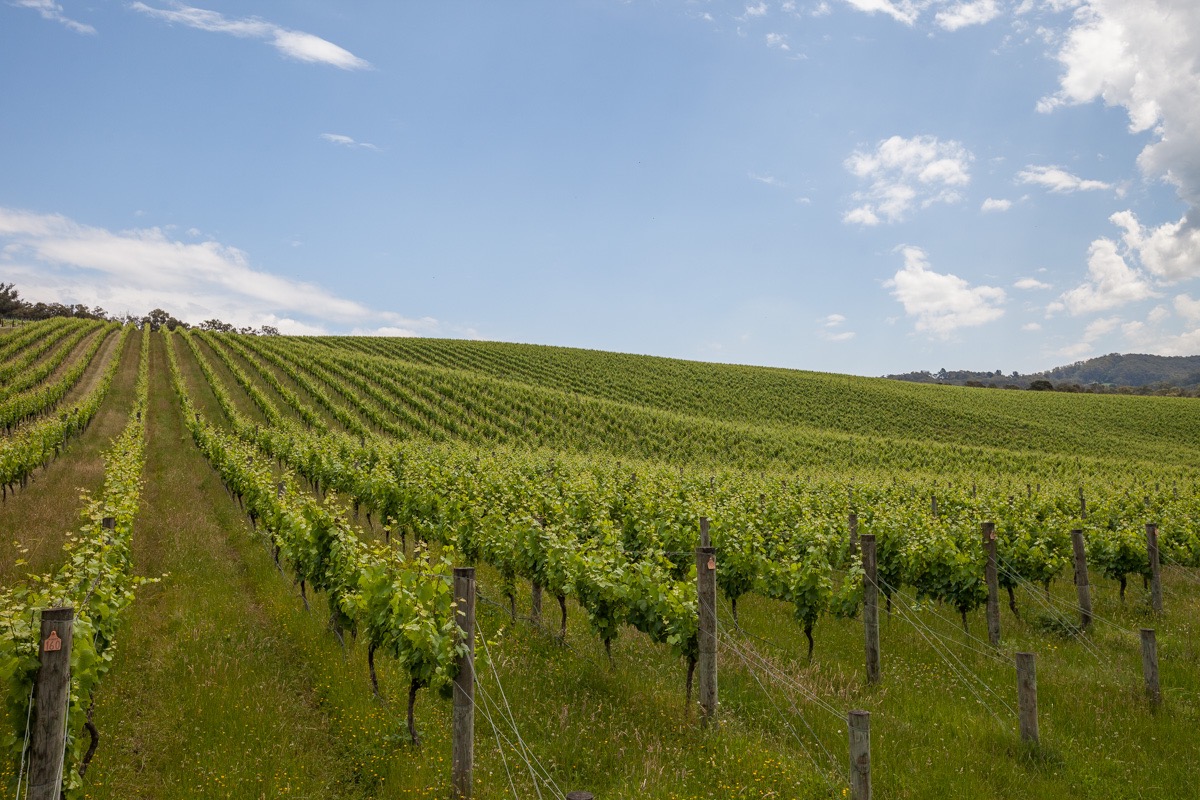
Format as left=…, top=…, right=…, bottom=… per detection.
left=1017, top=165, right=1112, bottom=193
left=1015, top=277, right=1051, bottom=290
left=14, top=0, right=94, bottom=34
left=749, top=172, right=786, bottom=187
left=844, top=135, right=972, bottom=225
left=320, top=133, right=380, bottom=151
left=981, top=197, right=1012, bottom=212
left=129, top=2, right=370, bottom=70
left=819, top=312, right=856, bottom=341
left=886, top=245, right=1005, bottom=337
left=840, top=0, right=921, bottom=26
left=0, top=206, right=434, bottom=335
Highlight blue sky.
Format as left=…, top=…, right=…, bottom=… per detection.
left=2, top=0, right=1198, bottom=376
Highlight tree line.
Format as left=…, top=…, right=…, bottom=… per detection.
left=0, top=283, right=279, bottom=336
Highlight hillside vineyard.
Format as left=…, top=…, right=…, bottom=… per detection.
left=2, top=317, right=1199, bottom=799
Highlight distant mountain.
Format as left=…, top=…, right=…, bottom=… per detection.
left=887, top=353, right=1200, bottom=396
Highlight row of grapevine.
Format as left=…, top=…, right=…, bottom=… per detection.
left=0, top=322, right=119, bottom=433
left=0, top=325, right=150, bottom=798
left=0, top=318, right=98, bottom=392
left=0, top=326, right=132, bottom=498
left=0, top=318, right=79, bottom=366
left=180, top=331, right=705, bottom=688
left=163, top=331, right=466, bottom=745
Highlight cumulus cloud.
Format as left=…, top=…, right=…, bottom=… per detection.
left=935, top=0, right=1000, bottom=30
left=1017, top=165, right=1112, bottom=193
left=14, top=0, right=94, bottom=33
left=885, top=246, right=1006, bottom=336
left=1056, top=233, right=1157, bottom=314
left=843, top=135, right=972, bottom=225
left=1015, top=277, right=1052, bottom=290
left=320, top=133, right=380, bottom=151
left=129, top=2, right=370, bottom=69
left=1039, top=0, right=1200, bottom=283
left=0, top=206, right=435, bottom=335
left=1109, top=210, right=1200, bottom=283
left=1175, top=294, right=1200, bottom=321
left=981, top=197, right=1012, bottom=212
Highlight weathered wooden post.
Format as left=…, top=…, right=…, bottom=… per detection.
left=1071, top=530, right=1092, bottom=631
left=1016, top=652, right=1038, bottom=744
left=861, top=534, right=881, bottom=685
left=452, top=568, right=476, bottom=799
left=982, top=522, right=1001, bottom=647
left=849, top=512, right=859, bottom=557
left=699, top=516, right=710, bottom=548
left=1140, top=628, right=1161, bottom=708
left=848, top=710, right=871, bottom=800
left=28, top=607, right=74, bottom=800
left=696, top=542, right=718, bottom=727
left=1145, top=524, right=1162, bottom=614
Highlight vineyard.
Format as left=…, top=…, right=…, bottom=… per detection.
left=2, top=317, right=1200, bottom=798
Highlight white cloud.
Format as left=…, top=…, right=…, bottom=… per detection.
left=1017, top=165, right=1112, bottom=193
left=129, top=2, right=370, bottom=70
left=885, top=246, right=1006, bottom=336
left=1174, top=294, right=1200, bottom=321
left=1015, top=277, right=1052, bottom=290
left=839, top=0, right=921, bottom=25
left=1056, top=234, right=1157, bottom=314
left=818, top=312, right=855, bottom=341
left=765, top=32, right=790, bottom=49
left=1022, top=322, right=1043, bottom=331
left=320, top=133, right=380, bottom=151
left=844, top=135, right=972, bottom=225
left=1057, top=314, right=1122, bottom=358
left=0, top=206, right=435, bottom=335
left=745, top=2, right=770, bottom=17
left=1108, top=210, right=1200, bottom=283
left=749, top=172, right=786, bottom=187
left=1039, top=0, right=1200, bottom=279
left=935, top=0, right=1000, bottom=31
left=14, top=0, right=94, bottom=33
left=813, top=2, right=833, bottom=16
left=981, top=197, right=1012, bottom=212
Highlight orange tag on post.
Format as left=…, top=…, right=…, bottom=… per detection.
left=44, top=631, right=62, bottom=652
left=707, top=557, right=716, bottom=571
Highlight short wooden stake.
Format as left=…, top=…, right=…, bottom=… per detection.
left=848, top=710, right=871, bottom=800
left=1079, top=487, right=1087, bottom=520
left=452, top=568, right=476, bottom=800
left=28, top=607, right=74, bottom=800
left=1140, top=628, right=1161, bottom=707
left=982, top=522, right=1000, bottom=647
left=1016, top=652, right=1038, bottom=744
left=1145, top=524, right=1162, bottom=614
left=849, top=512, right=859, bottom=557
left=699, top=516, right=710, bottom=548
left=696, top=545, right=718, bottom=726
left=861, top=534, right=881, bottom=685
left=1071, top=530, right=1092, bottom=631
